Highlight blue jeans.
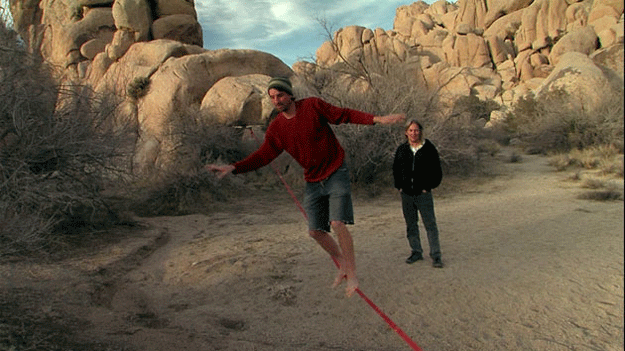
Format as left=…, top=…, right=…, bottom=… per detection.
left=304, top=164, right=354, bottom=232
left=401, top=191, right=441, bottom=259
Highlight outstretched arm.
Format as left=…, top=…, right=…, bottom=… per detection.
left=204, top=164, right=235, bottom=179
left=373, top=113, right=406, bottom=125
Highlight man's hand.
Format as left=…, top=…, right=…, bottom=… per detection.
left=204, top=164, right=235, bottom=179
left=373, top=113, right=406, bottom=125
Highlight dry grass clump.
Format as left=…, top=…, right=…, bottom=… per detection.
left=548, top=145, right=623, bottom=178
left=548, top=146, right=623, bottom=202
left=577, top=189, right=623, bottom=201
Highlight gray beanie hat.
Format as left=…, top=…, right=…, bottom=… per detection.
left=267, top=77, right=293, bottom=96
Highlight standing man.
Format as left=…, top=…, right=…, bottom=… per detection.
left=393, top=120, right=444, bottom=268
left=205, top=76, right=405, bottom=296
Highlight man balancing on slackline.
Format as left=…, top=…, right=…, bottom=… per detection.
left=205, top=76, right=405, bottom=297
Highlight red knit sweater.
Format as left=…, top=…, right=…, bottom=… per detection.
left=233, top=97, right=375, bottom=182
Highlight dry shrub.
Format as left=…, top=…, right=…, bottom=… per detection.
left=124, top=106, right=248, bottom=216
left=0, top=20, right=133, bottom=258
left=508, top=88, right=624, bottom=154
left=129, top=172, right=230, bottom=216
left=577, top=189, right=623, bottom=201
left=124, top=105, right=307, bottom=216
left=548, top=154, right=575, bottom=171
left=507, top=151, right=523, bottom=163
left=581, top=178, right=606, bottom=189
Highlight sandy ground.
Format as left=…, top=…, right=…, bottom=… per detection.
left=1, top=149, right=623, bottom=351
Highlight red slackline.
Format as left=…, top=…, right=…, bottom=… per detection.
left=248, top=127, right=423, bottom=351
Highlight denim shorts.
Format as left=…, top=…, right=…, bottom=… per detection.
left=304, top=164, right=354, bottom=232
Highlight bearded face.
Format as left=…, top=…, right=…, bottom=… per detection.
left=269, top=89, right=293, bottom=112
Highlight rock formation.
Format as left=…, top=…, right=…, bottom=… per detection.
left=308, top=0, right=624, bottom=124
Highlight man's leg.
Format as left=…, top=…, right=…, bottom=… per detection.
left=309, top=229, right=342, bottom=262
left=309, top=229, right=356, bottom=296
left=330, top=221, right=358, bottom=297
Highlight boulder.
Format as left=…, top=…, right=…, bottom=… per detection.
left=549, top=26, right=598, bottom=66
left=455, top=0, right=488, bottom=30
left=81, top=38, right=108, bottom=60
left=152, top=15, right=203, bottom=47
left=200, top=75, right=273, bottom=126
left=316, top=25, right=412, bottom=74
left=425, top=0, right=459, bottom=28
left=483, top=0, right=534, bottom=27
left=106, top=29, right=136, bottom=61
left=443, top=32, right=492, bottom=68
left=39, top=7, right=115, bottom=70
left=535, top=51, right=624, bottom=113
left=565, top=2, right=590, bottom=31
left=394, top=1, right=431, bottom=37
left=112, top=0, right=152, bottom=42
left=155, top=0, right=197, bottom=18
left=483, top=9, right=524, bottom=40
left=590, top=43, right=624, bottom=80
left=516, top=0, right=569, bottom=52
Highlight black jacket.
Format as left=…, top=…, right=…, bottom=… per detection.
left=393, top=139, right=442, bottom=195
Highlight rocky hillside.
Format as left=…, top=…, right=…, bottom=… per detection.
left=6, top=0, right=624, bottom=174
left=307, top=0, right=623, bottom=113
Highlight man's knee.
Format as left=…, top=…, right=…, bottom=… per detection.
left=330, top=220, right=346, bottom=231
left=309, top=229, right=326, bottom=240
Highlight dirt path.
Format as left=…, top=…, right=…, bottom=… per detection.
left=1, top=150, right=623, bottom=351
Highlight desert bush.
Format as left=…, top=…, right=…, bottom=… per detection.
left=0, top=20, right=133, bottom=258
left=125, top=106, right=253, bottom=216
left=507, top=89, right=624, bottom=154
left=129, top=172, right=229, bottom=216
left=450, top=95, right=500, bottom=122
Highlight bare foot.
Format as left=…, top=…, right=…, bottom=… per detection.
left=345, top=276, right=359, bottom=297
left=331, top=270, right=359, bottom=297
left=332, top=268, right=347, bottom=288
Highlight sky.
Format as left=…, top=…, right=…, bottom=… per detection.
left=196, top=1, right=427, bottom=67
